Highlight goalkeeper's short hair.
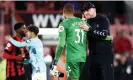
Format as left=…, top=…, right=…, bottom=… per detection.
left=63, top=3, right=74, bottom=15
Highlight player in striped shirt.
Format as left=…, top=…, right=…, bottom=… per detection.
left=2, top=23, right=27, bottom=80
left=6, top=25, right=47, bottom=80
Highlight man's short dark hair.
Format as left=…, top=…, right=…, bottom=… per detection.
left=28, top=25, right=39, bottom=35
left=14, top=22, right=24, bottom=31
left=81, top=2, right=95, bottom=12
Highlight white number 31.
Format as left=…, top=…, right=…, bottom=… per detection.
left=75, top=29, right=84, bottom=43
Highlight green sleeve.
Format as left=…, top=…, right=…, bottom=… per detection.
left=55, top=24, right=66, bottom=61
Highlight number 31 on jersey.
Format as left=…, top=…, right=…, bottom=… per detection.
left=75, top=29, right=84, bottom=43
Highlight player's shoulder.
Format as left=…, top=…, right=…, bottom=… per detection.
left=6, top=37, right=16, bottom=46
left=34, top=38, right=43, bottom=47
left=59, top=21, right=65, bottom=26
left=5, top=36, right=19, bottom=49
left=97, top=14, right=109, bottom=24
left=69, top=17, right=82, bottom=21
left=74, top=17, right=82, bottom=20
left=30, top=38, right=41, bottom=44
left=97, top=14, right=108, bottom=21
left=60, top=18, right=69, bottom=24
left=61, top=17, right=81, bottom=24
left=59, top=19, right=68, bottom=28
left=73, top=17, right=84, bottom=23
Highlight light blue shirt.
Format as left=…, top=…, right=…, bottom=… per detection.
left=9, top=37, right=46, bottom=73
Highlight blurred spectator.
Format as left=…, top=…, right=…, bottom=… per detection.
left=68, top=1, right=81, bottom=11
left=113, top=30, right=133, bottom=56
left=127, top=53, right=133, bottom=65
left=48, top=1, right=55, bottom=11
left=15, top=1, right=27, bottom=11
left=44, top=46, right=52, bottom=80
left=114, top=54, right=133, bottom=80
left=114, top=54, right=121, bottom=80
left=114, top=17, right=121, bottom=24
left=35, top=1, right=46, bottom=12
left=115, top=15, right=126, bottom=24
left=0, top=1, right=15, bottom=24
left=27, top=2, right=35, bottom=12
left=2, top=1, right=15, bottom=15
left=118, top=55, right=128, bottom=80
left=54, top=1, right=66, bottom=11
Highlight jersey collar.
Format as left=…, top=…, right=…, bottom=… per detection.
left=66, top=16, right=75, bottom=19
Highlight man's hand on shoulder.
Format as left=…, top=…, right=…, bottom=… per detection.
left=80, top=22, right=90, bottom=31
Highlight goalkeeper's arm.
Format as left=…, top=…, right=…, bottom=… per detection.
left=53, top=24, right=66, bottom=65
left=54, top=37, right=66, bottom=65
left=51, top=24, right=66, bottom=75
left=50, top=37, right=65, bottom=77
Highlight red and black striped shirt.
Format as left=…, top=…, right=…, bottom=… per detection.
left=3, top=35, right=29, bottom=77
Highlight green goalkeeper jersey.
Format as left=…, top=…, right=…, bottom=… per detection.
left=55, top=17, right=89, bottom=62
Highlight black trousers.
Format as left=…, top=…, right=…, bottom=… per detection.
left=24, top=63, right=32, bottom=80
left=6, top=75, right=26, bottom=80
left=80, top=52, right=114, bottom=80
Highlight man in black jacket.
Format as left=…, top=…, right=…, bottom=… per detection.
left=80, top=2, right=114, bottom=80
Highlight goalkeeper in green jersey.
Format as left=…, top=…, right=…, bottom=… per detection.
left=51, top=4, right=90, bottom=80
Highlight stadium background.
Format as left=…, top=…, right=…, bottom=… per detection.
left=0, top=1, right=133, bottom=80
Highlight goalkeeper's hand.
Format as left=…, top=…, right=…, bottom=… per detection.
left=50, top=66, right=59, bottom=77
left=50, top=60, right=58, bottom=77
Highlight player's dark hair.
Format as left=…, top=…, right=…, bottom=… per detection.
left=63, top=4, right=74, bottom=14
left=28, top=25, right=39, bottom=35
left=14, top=22, right=24, bottom=31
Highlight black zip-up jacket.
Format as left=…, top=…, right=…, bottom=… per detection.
left=87, top=14, right=113, bottom=54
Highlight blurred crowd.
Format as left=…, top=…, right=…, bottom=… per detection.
left=0, top=1, right=81, bottom=13
left=0, top=1, right=126, bottom=24
left=0, top=1, right=133, bottom=80
left=112, top=28, right=133, bottom=80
